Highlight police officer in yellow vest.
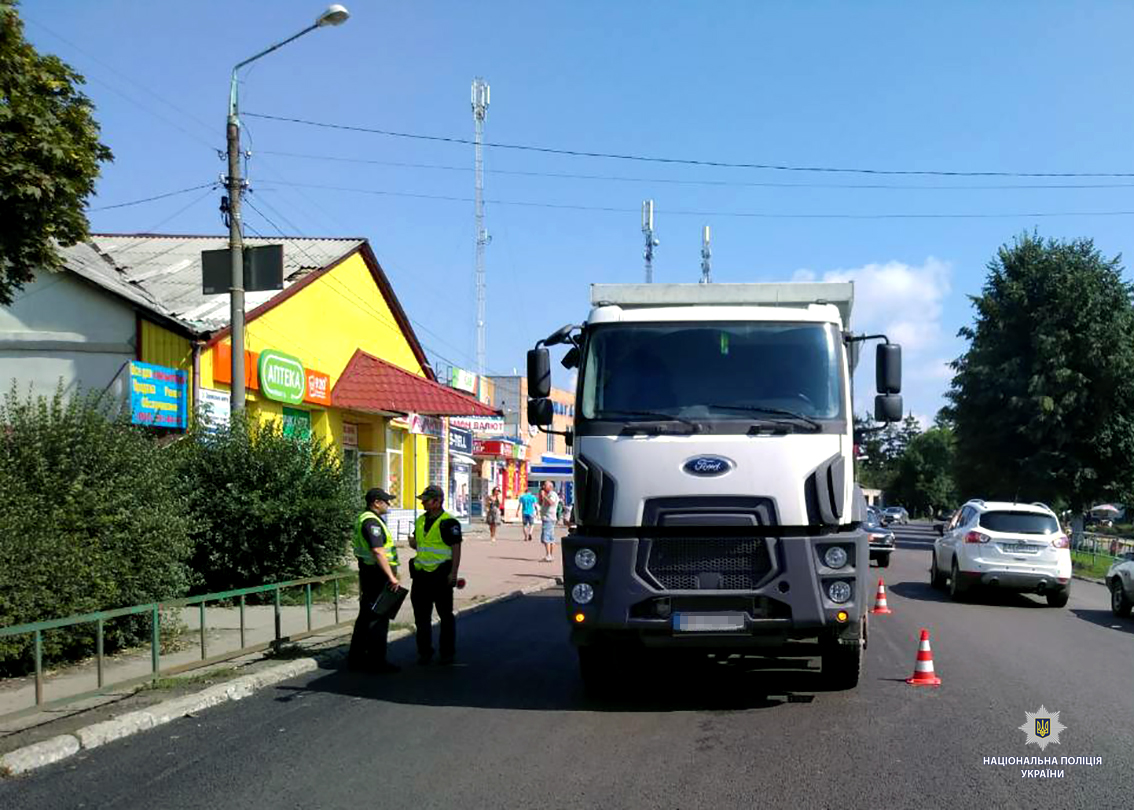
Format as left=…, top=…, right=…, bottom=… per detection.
left=410, top=484, right=462, bottom=665
left=348, top=488, right=401, bottom=673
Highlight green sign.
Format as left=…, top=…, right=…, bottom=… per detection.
left=258, top=349, right=306, bottom=404
left=282, top=407, right=311, bottom=439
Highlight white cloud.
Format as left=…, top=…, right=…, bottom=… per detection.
left=793, top=258, right=955, bottom=419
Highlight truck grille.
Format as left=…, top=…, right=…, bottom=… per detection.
left=643, top=537, right=773, bottom=590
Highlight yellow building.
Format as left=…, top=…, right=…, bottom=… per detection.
left=79, top=235, right=497, bottom=512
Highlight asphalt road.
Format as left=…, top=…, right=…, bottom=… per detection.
left=4, top=523, right=1131, bottom=809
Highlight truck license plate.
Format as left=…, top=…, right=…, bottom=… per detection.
left=673, top=612, right=747, bottom=633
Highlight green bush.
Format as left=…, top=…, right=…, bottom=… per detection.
left=173, top=411, right=354, bottom=596
left=0, top=385, right=196, bottom=676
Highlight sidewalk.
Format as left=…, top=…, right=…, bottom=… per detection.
left=0, top=520, right=565, bottom=738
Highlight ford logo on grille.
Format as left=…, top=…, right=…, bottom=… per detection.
left=683, top=456, right=733, bottom=476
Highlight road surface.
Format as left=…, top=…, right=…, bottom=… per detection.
left=3, top=523, right=1130, bottom=808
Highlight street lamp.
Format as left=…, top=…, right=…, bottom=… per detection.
left=226, top=5, right=350, bottom=410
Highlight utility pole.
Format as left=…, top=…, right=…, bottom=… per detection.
left=225, top=5, right=349, bottom=411
left=642, top=200, right=659, bottom=283
left=472, top=78, right=491, bottom=376
left=226, top=105, right=246, bottom=410
left=700, top=225, right=712, bottom=284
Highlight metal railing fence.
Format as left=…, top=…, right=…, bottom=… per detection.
left=0, top=571, right=356, bottom=722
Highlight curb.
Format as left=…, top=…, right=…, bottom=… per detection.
left=0, top=579, right=559, bottom=778
left=1072, top=573, right=1106, bottom=586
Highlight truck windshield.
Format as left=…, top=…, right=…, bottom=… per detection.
left=580, top=322, right=845, bottom=421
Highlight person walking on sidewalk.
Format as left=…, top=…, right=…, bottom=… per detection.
left=518, top=488, right=538, bottom=541
left=538, top=480, right=560, bottom=562
left=348, top=488, right=401, bottom=674
left=409, top=484, right=462, bottom=666
left=484, top=486, right=502, bottom=542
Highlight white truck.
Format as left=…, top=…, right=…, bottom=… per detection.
left=526, top=282, right=902, bottom=691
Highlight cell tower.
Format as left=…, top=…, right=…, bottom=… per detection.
left=472, top=78, right=490, bottom=375
left=642, top=200, right=659, bottom=283
left=700, top=225, right=712, bottom=284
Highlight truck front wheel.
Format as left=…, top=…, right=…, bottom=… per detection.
left=821, top=627, right=863, bottom=690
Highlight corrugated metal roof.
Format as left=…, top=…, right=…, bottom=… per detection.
left=84, top=234, right=365, bottom=331
left=60, top=241, right=171, bottom=315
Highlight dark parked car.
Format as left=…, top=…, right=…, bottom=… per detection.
left=865, top=509, right=895, bottom=567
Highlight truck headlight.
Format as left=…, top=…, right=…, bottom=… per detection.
left=574, top=548, right=597, bottom=570
left=571, top=583, right=594, bottom=605
left=823, top=546, right=848, bottom=569
left=827, top=581, right=852, bottom=604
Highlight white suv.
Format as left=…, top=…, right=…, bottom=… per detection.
left=931, top=500, right=1071, bottom=607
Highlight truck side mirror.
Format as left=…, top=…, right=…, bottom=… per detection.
left=876, top=343, right=901, bottom=394
left=528, top=398, right=553, bottom=427
left=875, top=394, right=902, bottom=423
left=561, top=346, right=580, bottom=370
left=528, top=348, right=551, bottom=399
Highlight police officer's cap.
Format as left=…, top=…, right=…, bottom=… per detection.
left=365, top=487, right=394, bottom=505
left=417, top=484, right=445, bottom=501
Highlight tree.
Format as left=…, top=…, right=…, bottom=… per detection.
left=891, top=428, right=958, bottom=517
left=945, top=233, right=1134, bottom=509
left=0, top=1, right=112, bottom=304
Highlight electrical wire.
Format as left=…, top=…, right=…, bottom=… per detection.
left=258, top=149, right=1134, bottom=192
left=244, top=111, right=1134, bottom=179
left=254, top=179, right=1134, bottom=220
left=242, top=198, right=499, bottom=376
left=89, top=183, right=219, bottom=211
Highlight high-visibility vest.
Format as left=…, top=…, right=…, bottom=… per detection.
left=413, top=511, right=455, bottom=572
left=352, top=511, right=397, bottom=567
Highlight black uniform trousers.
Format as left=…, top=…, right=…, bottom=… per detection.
left=410, top=560, right=455, bottom=660
left=349, top=561, right=396, bottom=666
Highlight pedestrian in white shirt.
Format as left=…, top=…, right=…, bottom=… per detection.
left=538, top=480, right=560, bottom=562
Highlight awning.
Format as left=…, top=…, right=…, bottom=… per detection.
left=531, top=453, right=573, bottom=480
left=332, top=350, right=500, bottom=417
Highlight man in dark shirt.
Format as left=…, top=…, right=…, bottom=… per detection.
left=348, top=488, right=401, bottom=673
left=409, top=484, right=462, bottom=666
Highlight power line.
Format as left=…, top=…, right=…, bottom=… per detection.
left=89, top=183, right=218, bottom=211
left=245, top=111, right=1134, bottom=179
left=255, top=179, right=1134, bottom=220
left=259, top=149, right=1134, bottom=191
left=242, top=197, right=501, bottom=376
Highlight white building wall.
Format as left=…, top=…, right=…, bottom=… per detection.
left=0, top=271, right=135, bottom=403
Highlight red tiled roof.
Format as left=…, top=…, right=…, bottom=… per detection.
left=332, top=350, right=499, bottom=417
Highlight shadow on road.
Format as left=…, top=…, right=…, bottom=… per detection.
left=1070, top=608, right=1134, bottom=635
left=889, top=580, right=1048, bottom=609
left=888, top=581, right=951, bottom=604
left=277, top=591, right=848, bottom=713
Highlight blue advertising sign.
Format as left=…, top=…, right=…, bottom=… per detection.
left=129, top=361, right=188, bottom=429
left=448, top=425, right=473, bottom=455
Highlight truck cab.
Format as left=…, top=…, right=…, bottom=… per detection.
left=527, top=282, right=902, bottom=692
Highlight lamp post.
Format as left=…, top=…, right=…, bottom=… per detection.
left=227, top=4, right=349, bottom=410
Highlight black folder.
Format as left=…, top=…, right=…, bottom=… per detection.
left=370, top=585, right=409, bottom=620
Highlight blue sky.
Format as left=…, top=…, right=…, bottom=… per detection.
left=22, top=1, right=1134, bottom=422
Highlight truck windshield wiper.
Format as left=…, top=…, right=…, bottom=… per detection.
left=705, top=404, right=824, bottom=432
left=597, top=409, right=704, bottom=434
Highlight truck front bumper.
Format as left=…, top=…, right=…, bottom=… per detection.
left=562, top=530, right=868, bottom=648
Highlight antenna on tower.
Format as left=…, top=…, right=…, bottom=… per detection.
left=642, top=200, right=659, bottom=283
left=700, top=225, right=712, bottom=284
left=472, top=78, right=490, bottom=376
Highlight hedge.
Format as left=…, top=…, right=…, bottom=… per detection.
left=0, top=385, right=196, bottom=676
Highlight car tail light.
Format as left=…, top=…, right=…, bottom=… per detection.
left=964, top=531, right=989, bottom=544
left=1052, top=534, right=1070, bottom=549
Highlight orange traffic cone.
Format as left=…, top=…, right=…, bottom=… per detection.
left=906, top=628, right=942, bottom=686
left=870, top=578, right=893, bottom=615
